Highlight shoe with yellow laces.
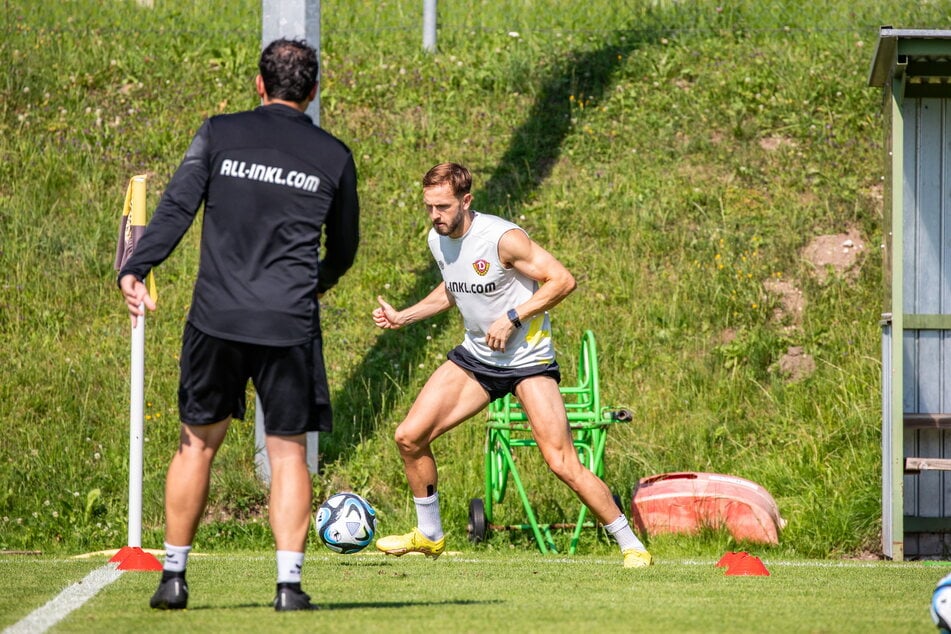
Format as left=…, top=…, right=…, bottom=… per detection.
left=375, top=528, right=445, bottom=559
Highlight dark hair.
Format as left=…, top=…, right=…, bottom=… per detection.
left=259, top=38, right=319, bottom=103
left=422, top=162, right=472, bottom=196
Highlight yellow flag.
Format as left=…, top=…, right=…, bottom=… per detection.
left=114, top=175, right=157, bottom=300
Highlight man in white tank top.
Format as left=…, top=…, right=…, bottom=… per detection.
left=372, top=162, right=652, bottom=568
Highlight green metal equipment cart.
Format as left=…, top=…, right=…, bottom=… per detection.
left=466, top=330, right=632, bottom=554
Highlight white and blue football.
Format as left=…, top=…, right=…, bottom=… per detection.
left=315, top=492, right=377, bottom=554
left=932, top=573, right=951, bottom=633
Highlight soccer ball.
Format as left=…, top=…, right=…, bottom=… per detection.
left=932, top=573, right=951, bottom=633
left=314, top=492, right=377, bottom=554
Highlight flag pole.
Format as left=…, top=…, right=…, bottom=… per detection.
left=126, top=175, right=148, bottom=550
left=128, top=305, right=145, bottom=548
left=111, top=175, right=161, bottom=571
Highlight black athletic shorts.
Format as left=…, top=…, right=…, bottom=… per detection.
left=447, top=345, right=561, bottom=402
left=178, top=322, right=332, bottom=434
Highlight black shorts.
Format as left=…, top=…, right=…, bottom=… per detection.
left=178, top=322, right=332, bottom=435
left=447, top=345, right=561, bottom=402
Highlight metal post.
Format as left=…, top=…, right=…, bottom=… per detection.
left=422, top=0, right=437, bottom=53
left=258, top=0, right=321, bottom=482
left=262, top=0, right=321, bottom=124
left=127, top=308, right=145, bottom=547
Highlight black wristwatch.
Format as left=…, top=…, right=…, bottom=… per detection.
left=507, top=308, right=522, bottom=328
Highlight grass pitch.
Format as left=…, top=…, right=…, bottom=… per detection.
left=0, top=550, right=941, bottom=633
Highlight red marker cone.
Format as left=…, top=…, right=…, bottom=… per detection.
left=715, top=551, right=748, bottom=568
left=725, top=554, right=770, bottom=576
left=111, top=546, right=162, bottom=571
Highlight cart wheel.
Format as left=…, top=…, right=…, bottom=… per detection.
left=610, top=409, right=633, bottom=422
left=468, top=498, right=487, bottom=543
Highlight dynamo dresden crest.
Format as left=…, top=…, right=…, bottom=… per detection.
left=472, top=259, right=490, bottom=276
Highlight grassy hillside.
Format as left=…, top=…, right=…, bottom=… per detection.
left=1, top=0, right=947, bottom=558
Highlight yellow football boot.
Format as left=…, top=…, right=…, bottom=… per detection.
left=375, top=528, right=445, bottom=559
left=622, top=548, right=654, bottom=568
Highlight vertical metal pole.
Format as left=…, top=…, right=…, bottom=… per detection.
left=127, top=309, right=145, bottom=547
left=258, top=0, right=321, bottom=482
left=881, top=316, right=893, bottom=558
left=422, top=0, right=437, bottom=53
left=262, top=0, right=321, bottom=124
left=125, top=174, right=148, bottom=548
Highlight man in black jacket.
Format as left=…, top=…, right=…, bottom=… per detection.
left=118, top=38, right=359, bottom=612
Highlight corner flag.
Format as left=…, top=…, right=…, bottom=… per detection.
left=112, top=175, right=161, bottom=571
left=114, top=175, right=156, bottom=298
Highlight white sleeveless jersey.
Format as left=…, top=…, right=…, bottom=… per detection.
left=428, top=211, right=554, bottom=368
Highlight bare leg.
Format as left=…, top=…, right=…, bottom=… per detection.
left=265, top=433, right=311, bottom=552
left=163, top=419, right=231, bottom=546
left=515, top=377, right=622, bottom=525
left=377, top=361, right=489, bottom=555
left=394, top=361, right=489, bottom=497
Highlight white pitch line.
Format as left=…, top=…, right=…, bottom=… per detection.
left=434, top=555, right=934, bottom=569
left=3, top=564, right=123, bottom=634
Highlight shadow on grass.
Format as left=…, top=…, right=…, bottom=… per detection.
left=326, top=598, right=501, bottom=610
left=196, top=598, right=500, bottom=611
left=323, top=22, right=665, bottom=466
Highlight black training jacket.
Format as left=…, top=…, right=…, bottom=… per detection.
left=118, top=103, right=359, bottom=346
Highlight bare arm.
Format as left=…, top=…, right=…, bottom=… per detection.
left=483, top=229, right=576, bottom=351
left=373, top=282, right=455, bottom=330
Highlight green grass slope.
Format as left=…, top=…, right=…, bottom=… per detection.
left=1, top=0, right=948, bottom=558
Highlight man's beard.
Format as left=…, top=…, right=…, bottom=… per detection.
left=433, top=210, right=464, bottom=236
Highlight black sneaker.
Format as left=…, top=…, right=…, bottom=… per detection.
left=273, top=582, right=318, bottom=611
left=150, top=571, right=188, bottom=610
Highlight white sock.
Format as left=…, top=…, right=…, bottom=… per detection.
left=162, top=542, right=192, bottom=573
left=414, top=492, right=444, bottom=541
left=604, top=515, right=646, bottom=552
left=276, top=550, right=304, bottom=584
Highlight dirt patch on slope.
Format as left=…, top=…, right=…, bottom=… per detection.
left=800, top=227, right=866, bottom=283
